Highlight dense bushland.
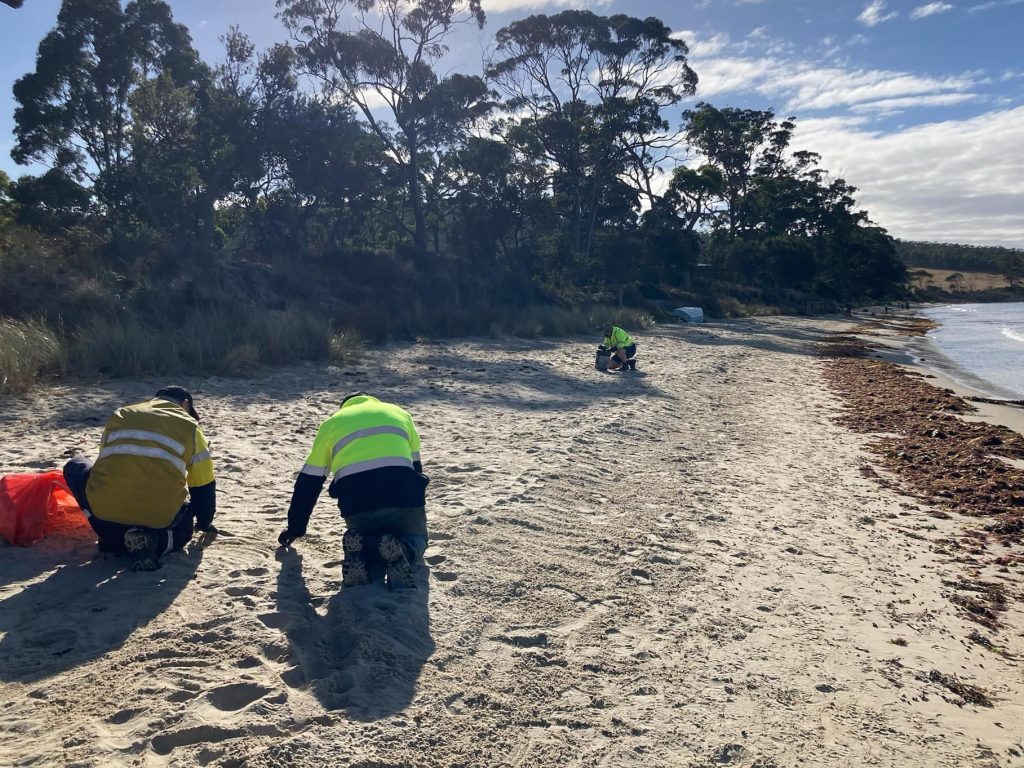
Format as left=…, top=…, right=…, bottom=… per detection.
left=0, top=0, right=911, bottom=390
left=898, top=240, right=1023, bottom=282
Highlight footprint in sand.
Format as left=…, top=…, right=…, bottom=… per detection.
left=151, top=725, right=242, bottom=756
left=499, top=632, right=548, bottom=648
left=225, top=586, right=259, bottom=597
left=433, top=571, right=459, bottom=582
left=206, top=682, right=272, bottom=712
left=280, top=666, right=306, bottom=689
left=258, top=612, right=288, bottom=629
left=261, top=641, right=292, bottom=663
left=630, top=568, right=653, bottom=585
left=425, top=554, right=447, bottom=565
left=106, top=708, right=143, bottom=725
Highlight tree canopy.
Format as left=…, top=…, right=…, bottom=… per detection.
left=3, top=0, right=914, bottom=349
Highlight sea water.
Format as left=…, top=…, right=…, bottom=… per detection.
left=920, top=302, right=1024, bottom=399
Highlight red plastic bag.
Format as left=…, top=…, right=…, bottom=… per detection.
left=0, top=471, right=85, bottom=546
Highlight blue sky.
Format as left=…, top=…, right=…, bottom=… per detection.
left=1, top=0, right=1022, bottom=247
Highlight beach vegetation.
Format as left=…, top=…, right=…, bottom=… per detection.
left=0, top=317, right=65, bottom=393
left=1, top=0, right=929, bottom=390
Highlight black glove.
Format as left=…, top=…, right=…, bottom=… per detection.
left=195, top=524, right=218, bottom=549
left=278, top=529, right=300, bottom=548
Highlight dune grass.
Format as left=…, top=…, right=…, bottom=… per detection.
left=1, top=302, right=654, bottom=392
left=70, top=308, right=331, bottom=378
left=0, top=317, right=66, bottom=394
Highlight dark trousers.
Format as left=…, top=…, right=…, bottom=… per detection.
left=610, top=343, right=637, bottom=366
left=345, top=505, right=429, bottom=564
left=63, top=456, right=194, bottom=555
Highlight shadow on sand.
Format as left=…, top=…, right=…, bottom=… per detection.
left=273, top=548, right=433, bottom=721
left=679, top=318, right=835, bottom=358
left=0, top=543, right=203, bottom=685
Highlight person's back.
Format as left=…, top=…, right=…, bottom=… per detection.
left=87, top=398, right=208, bottom=527
left=63, top=386, right=217, bottom=571
left=280, top=393, right=428, bottom=588
left=320, top=396, right=425, bottom=518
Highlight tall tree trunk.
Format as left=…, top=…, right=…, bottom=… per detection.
left=407, top=139, right=427, bottom=255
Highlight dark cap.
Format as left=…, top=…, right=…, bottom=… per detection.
left=341, top=391, right=369, bottom=406
left=154, top=386, right=199, bottom=421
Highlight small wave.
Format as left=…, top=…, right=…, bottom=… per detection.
left=1002, top=327, right=1024, bottom=345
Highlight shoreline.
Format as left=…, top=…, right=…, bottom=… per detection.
left=856, top=310, right=1024, bottom=439
left=820, top=312, right=1024, bottom=575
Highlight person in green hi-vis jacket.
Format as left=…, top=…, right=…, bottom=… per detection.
left=602, top=324, right=637, bottom=371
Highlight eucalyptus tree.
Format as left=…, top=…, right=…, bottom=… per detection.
left=681, top=103, right=788, bottom=239
left=277, top=0, right=493, bottom=258
left=658, top=164, right=725, bottom=232
left=12, top=0, right=202, bottom=220
left=486, top=11, right=697, bottom=263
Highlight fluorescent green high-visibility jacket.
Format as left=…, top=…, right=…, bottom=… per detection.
left=602, top=326, right=634, bottom=350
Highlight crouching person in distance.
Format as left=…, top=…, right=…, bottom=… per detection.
left=278, top=392, right=429, bottom=589
left=602, top=324, right=637, bottom=371
left=62, top=386, right=217, bottom=571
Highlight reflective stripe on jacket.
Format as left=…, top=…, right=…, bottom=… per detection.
left=86, top=398, right=215, bottom=528
left=300, top=395, right=421, bottom=480
left=286, top=396, right=427, bottom=530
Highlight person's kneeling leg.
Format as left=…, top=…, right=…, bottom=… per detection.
left=342, top=529, right=372, bottom=587
left=123, top=527, right=163, bottom=571
left=166, top=506, right=195, bottom=554
left=62, top=456, right=93, bottom=512
left=87, top=515, right=130, bottom=554
left=379, top=534, right=425, bottom=589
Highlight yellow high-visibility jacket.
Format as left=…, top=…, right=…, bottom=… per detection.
left=86, top=398, right=215, bottom=528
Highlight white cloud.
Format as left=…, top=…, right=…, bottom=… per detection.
left=858, top=0, right=899, bottom=26
left=690, top=52, right=978, bottom=113
left=911, top=1, right=954, bottom=17
left=672, top=30, right=731, bottom=57
left=969, top=0, right=1022, bottom=9
left=795, top=108, right=1024, bottom=247
left=664, top=28, right=1022, bottom=246
left=849, top=92, right=979, bottom=112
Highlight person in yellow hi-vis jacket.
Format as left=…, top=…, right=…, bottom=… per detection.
left=62, top=386, right=217, bottom=571
left=278, top=392, right=429, bottom=589
left=602, top=324, right=637, bottom=371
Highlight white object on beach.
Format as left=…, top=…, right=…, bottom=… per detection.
left=671, top=306, right=704, bottom=323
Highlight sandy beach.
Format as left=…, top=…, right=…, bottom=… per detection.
left=1, top=316, right=1022, bottom=768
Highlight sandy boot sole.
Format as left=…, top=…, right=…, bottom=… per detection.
left=342, top=531, right=370, bottom=587
left=124, top=527, right=160, bottom=572
left=378, top=534, right=416, bottom=589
